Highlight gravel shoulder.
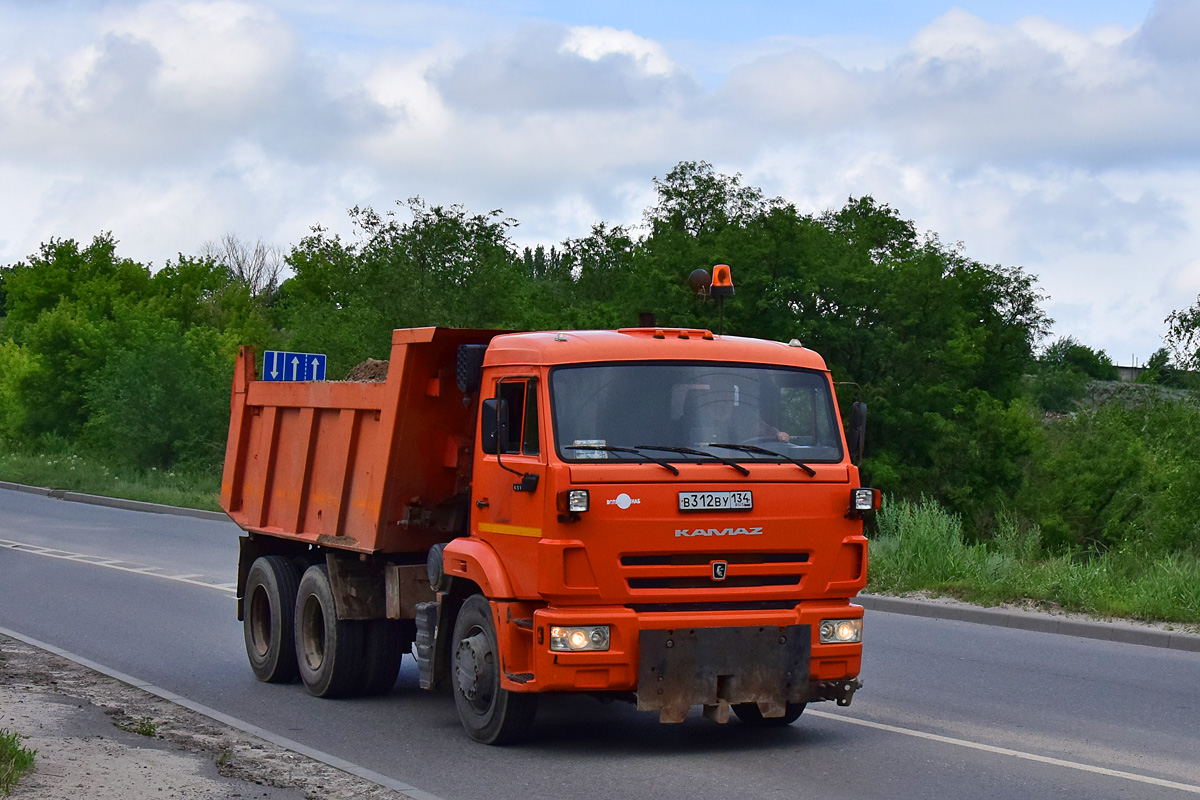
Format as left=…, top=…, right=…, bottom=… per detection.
left=0, top=633, right=411, bottom=800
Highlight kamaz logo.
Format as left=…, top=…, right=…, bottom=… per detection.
left=675, top=526, right=763, bottom=538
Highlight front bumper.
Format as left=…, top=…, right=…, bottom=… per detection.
left=513, top=601, right=863, bottom=719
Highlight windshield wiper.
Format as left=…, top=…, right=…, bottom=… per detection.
left=565, top=445, right=680, bottom=475
left=634, top=444, right=751, bottom=476
left=708, top=443, right=817, bottom=477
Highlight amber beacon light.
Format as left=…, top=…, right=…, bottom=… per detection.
left=710, top=264, right=735, bottom=297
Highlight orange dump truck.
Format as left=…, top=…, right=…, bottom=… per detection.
left=221, top=325, right=877, bottom=743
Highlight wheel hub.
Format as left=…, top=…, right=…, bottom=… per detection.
left=455, top=632, right=492, bottom=704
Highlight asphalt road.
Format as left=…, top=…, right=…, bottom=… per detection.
left=1, top=488, right=1198, bottom=800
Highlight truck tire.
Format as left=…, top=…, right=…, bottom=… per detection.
left=243, top=555, right=300, bottom=683
left=451, top=595, right=537, bottom=744
left=732, top=702, right=806, bottom=726
left=295, top=564, right=363, bottom=698
left=358, top=619, right=407, bottom=696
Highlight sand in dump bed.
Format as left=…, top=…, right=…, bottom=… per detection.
left=343, top=359, right=389, bottom=381
left=0, top=635, right=411, bottom=800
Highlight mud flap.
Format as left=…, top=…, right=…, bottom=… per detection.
left=636, top=625, right=810, bottom=723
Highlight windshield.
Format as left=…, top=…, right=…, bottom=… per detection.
left=551, top=362, right=844, bottom=463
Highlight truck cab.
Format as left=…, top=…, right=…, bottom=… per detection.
left=437, top=328, right=872, bottom=740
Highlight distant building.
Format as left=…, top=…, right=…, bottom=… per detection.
left=1116, top=365, right=1145, bottom=383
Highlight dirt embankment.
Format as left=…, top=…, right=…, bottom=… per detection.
left=0, top=635, right=409, bottom=800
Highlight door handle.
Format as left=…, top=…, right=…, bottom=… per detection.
left=476, top=498, right=489, bottom=509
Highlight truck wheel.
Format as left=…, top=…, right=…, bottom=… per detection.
left=243, top=555, right=300, bottom=683
left=732, top=702, right=806, bottom=726
left=295, top=564, right=363, bottom=698
left=358, top=620, right=407, bottom=696
left=451, top=595, right=537, bottom=744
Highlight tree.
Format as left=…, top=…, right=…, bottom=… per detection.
left=1, top=234, right=151, bottom=342
left=201, top=234, right=285, bottom=300
left=1031, top=336, right=1120, bottom=412
left=1165, top=296, right=1200, bottom=372
left=278, top=200, right=529, bottom=375
left=630, top=166, right=1050, bottom=522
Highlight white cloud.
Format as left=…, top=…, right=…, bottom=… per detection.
left=429, top=24, right=697, bottom=114
left=560, top=26, right=677, bottom=77
left=103, top=1, right=297, bottom=113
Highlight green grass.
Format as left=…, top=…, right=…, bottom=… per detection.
left=114, top=716, right=158, bottom=737
left=0, top=729, right=36, bottom=797
left=868, top=497, right=1200, bottom=626
left=0, top=444, right=220, bottom=512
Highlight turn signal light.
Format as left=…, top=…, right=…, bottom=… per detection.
left=556, top=489, right=589, bottom=513
left=852, top=488, right=881, bottom=511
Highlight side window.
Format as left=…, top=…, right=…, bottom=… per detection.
left=497, top=378, right=539, bottom=456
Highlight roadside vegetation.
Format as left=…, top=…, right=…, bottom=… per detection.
left=869, top=497, right=1200, bottom=625
left=2, top=161, right=1199, bottom=623
left=0, top=444, right=219, bottom=511
left=0, top=728, right=35, bottom=797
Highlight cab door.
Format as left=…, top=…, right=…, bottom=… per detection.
left=471, top=374, right=546, bottom=596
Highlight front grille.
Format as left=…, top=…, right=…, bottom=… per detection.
left=629, top=575, right=799, bottom=589
left=621, top=553, right=808, bottom=566
left=619, top=551, right=811, bottom=593
left=628, top=601, right=800, bottom=613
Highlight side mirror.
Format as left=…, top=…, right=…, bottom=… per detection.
left=480, top=397, right=508, bottom=455
left=849, top=402, right=867, bottom=465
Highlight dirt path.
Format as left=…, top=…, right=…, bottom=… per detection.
left=0, top=634, right=411, bottom=799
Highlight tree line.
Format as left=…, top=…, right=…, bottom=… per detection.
left=1, top=161, right=1197, bottom=558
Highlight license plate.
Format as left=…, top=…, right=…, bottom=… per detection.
left=678, top=491, right=753, bottom=511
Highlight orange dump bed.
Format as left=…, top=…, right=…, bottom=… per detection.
left=220, top=327, right=500, bottom=554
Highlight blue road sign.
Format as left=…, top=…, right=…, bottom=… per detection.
left=262, top=351, right=327, bottom=381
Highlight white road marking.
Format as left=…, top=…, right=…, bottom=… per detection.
left=0, top=537, right=235, bottom=595
left=809, top=709, right=1200, bottom=794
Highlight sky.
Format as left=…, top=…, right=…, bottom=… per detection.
left=1, top=0, right=1197, bottom=364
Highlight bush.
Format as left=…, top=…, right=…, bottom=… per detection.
left=1021, top=398, right=1200, bottom=555
left=0, top=341, right=35, bottom=439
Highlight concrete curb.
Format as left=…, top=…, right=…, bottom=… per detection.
left=859, top=594, right=1200, bottom=653
left=0, top=479, right=52, bottom=495
left=1, top=480, right=228, bottom=522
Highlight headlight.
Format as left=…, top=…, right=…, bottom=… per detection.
left=819, top=618, right=862, bottom=644
left=549, top=625, right=610, bottom=651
